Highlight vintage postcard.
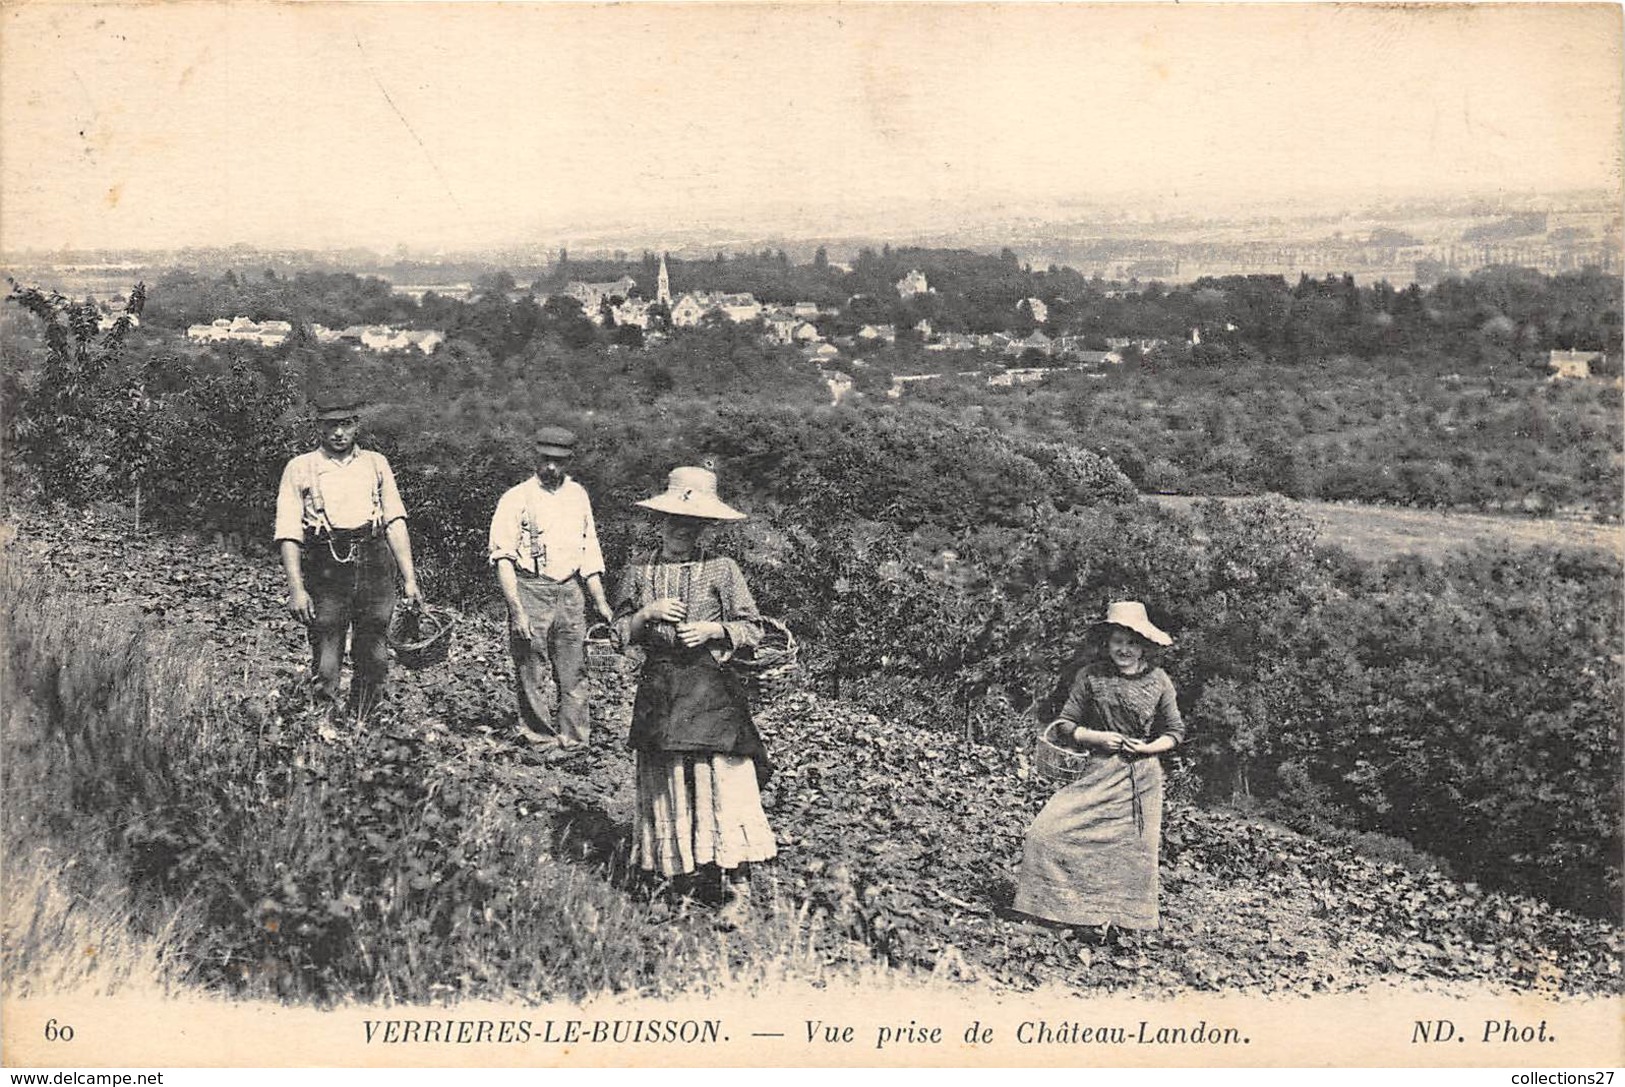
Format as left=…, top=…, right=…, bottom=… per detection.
left=1, top=1, right=1621, bottom=1073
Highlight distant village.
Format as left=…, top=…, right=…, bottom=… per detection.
left=185, top=316, right=445, bottom=354
left=168, top=254, right=1172, bottom=401
left=159, top=249, right=1613, bottom=397
left=544, top=256, right=1181, bottom=401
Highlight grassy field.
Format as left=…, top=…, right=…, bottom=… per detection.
left=1149, top=495, right=1624, bottom=564
left=4, top=509, right=1621, bottom=1007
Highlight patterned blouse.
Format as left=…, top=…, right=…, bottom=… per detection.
left=1058, top=663, right=1186, bottom=745
left=610, top=554, right=763, bottom=659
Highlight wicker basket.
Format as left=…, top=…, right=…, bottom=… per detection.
left=585, top=622, right=636, bottom=681
left=1032, top=719, right=1095, bottom=786
left=387, top=603, right=458, bottom=669
left=729, top=617, right=800, bottom=703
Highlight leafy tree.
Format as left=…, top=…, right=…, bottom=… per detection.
left=5, top=281, right=146, bottom=504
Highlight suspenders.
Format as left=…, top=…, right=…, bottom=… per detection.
left=303, top=452, right=386, bottom=563
left=516, top=482, right=593, bottom=578
left=519, top=491, right=547, bottom=577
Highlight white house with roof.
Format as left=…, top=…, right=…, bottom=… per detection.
left=669, top=294, right=707, bottom=328
left=989, top=367, right=1050, bottom=387
left=311, top=323, right=443, bottom=354
left=566, top=276, right=639, bottom=314
left=1004, top=330, right=1054, bottom=357
left=927, top=331, right=982, bottom=353
left=360, top=327, right=412, bottom=352
left=1072, top=349, right=1123, bottom=366
left=1054, top=338, right=1124, bottom=365
left=669, top=291, right=763, bottom=327
left=764, top=313, right=819, bottom=344
left=857, top=323, right=897, bottom=344
left=186, top=316, right=290, bottom=347
left=1105, top=336, right=1166, bottom=353
left=1018, top=297, right=1049, bottom=323
left=252, top=320, right=293, bottom=346
left=896, top=269, right=931, bottom=298
left=714, top=295, right=763, bottom=323
left=401, top=329, right=445, bottom=354
left=1548, top=349, right=1601, bottom=381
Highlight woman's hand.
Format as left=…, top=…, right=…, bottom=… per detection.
left=1068, top=725, right=1129, bottom=753
left=642, top=597, right=686, bottom=624
left=1122, top=735, right=1176, bottom=758
left=675, top=621, right=724, bottom=648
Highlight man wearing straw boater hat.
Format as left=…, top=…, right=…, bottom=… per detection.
left=274, top=394, right=423, bottom=718
left=488, top=426, right=614, bottom=755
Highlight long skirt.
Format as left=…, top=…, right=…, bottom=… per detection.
left=633, top=751, right=778, bottom=877
left=1014, top=754, right=1164, bottom=929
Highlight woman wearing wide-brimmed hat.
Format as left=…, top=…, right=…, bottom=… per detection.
left=1013, top=601, right=1185, bottom=938
left=610, top=466, right=776, bottom=924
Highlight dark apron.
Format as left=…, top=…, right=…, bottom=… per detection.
left=629, top=648, right=772, bottom=784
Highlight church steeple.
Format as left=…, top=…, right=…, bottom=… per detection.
left=657, top=252, right=671, bottom=305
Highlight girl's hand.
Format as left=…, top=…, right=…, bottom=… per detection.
left=1069, top=726, right=1128, bottom=753
left=1120, top=737, right=1154, bottom=757
left=643, top=597, right=686, bottom=623
left=675, top=621, right=723, bottom=648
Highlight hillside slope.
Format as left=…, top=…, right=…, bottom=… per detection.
left=5, top=509, right=1620, bottom=999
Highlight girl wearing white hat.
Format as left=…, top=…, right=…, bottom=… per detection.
left=610, top=467, right=775, bottom=925
left=1014, top=601, right=1185, bottom=937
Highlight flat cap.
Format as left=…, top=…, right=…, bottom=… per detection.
left=312, top=395, right=366, bottom=421
left=534, top=426, right=577, bottom=457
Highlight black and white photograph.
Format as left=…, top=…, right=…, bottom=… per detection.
left=1, top=1, right=1621, bottom=1073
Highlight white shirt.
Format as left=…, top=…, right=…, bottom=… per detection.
left=274, top=447, right=406, bottom=543
left=488, top=475, right=606, bottom=580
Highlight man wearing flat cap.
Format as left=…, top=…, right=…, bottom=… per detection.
left=488, top=426, right=614, bottom=753
left=274, top=395, right=423, bottom=718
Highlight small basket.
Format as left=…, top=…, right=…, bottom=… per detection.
left=729, top=617, right=800, bottom=703
left=1032, top=719, right=1094, bottom=786
left=387, top=603, right=458, bottom=669
left=585, top=622, right=636, bottom=681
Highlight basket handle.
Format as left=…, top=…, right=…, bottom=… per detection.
left=1043, top=719, right=1081, bottom=747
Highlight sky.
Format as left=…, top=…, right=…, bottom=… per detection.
left=2, top=2, right=1621, bottom=253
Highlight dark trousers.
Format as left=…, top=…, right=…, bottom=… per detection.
left=305, top=536, right=397, bottom=717
left=508, top=574, right=589, bottom=743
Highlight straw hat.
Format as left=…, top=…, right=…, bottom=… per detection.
left=1096, top=601, right=1172, bottom=647
left=635, top=466, right=746, bottom=521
